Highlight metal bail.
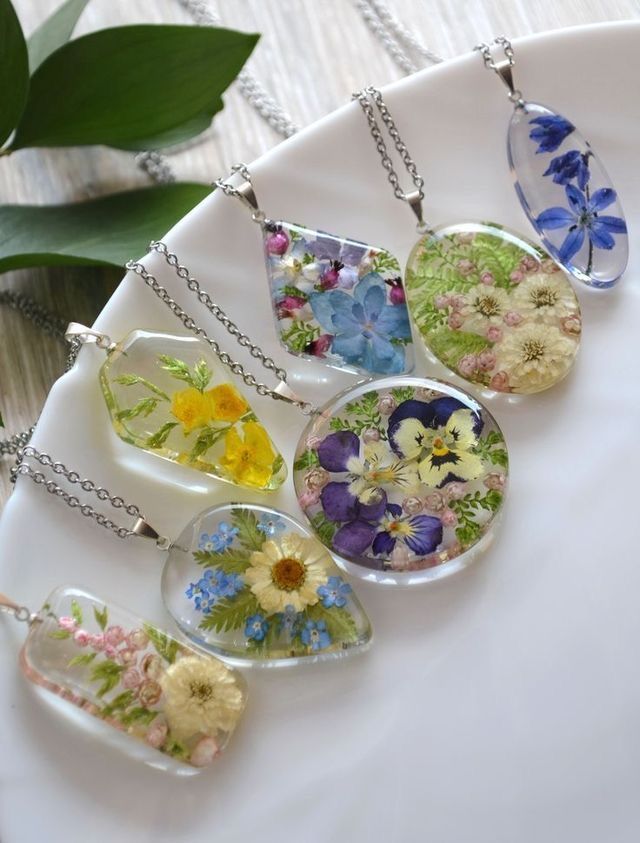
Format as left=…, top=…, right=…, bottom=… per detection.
left=65, top=322, right=114, bottom=350
left=406, top=189, right=424, bottom=226
left=131, top=517, right=171, bottom=550
left=0, top=592, right=33, bottom=623
left=237, top=179, right=259, bottom=213
left=494, top=59, right=516, bottom=96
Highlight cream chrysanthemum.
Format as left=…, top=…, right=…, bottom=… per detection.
left=512, top=273, right=578, bottom=321
left=346, top=440, right=420, bottom=504
left=493, top=323, right=576, bottom=392
left=460, top=285, right=510, bottom=334
left=160, top=656, right=244, bottom=741
left=244, top=533, right=330, bottom=613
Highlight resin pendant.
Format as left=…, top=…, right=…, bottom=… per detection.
left=100, top=330, right=286, bottom=491
left=293, top=376, right=508, bottom=586
left=262, top=220, right=414, bottom=375
left=20, top=586, right=246, bottom=774
left=162, top=503, right=372, bottom=665
left=405, top=222, right=581, bottom=394
left=508, top=103, right=628, bottom=288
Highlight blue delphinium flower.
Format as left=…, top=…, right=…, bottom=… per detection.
left=542, top=149, right=590, bottom=189
left=317, top=576, right=352, bottom=609
left=245, top=613, right=269, bottom=642
left=301, top=619, right=331, bottom=652
left=256, top=513, right=287, bottom=537
left=276, top=604, right=303, bottom=638
left=198, top=522, right=239, bottom=553
left=309, top=275, right=411, bottom=374
left=536, top=184, right=627, bottom=264
left=529, top=114, right=575, bottom=153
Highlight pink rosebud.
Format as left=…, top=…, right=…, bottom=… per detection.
left=480, top=271, right=494, bottom=285
left=377, top=395, right=397, bottom=416
left=402, top=496, right=423, bottom=515
left=448, top=311, right=464, bottom=330
left=389, top=544, right=413, bottom=571
left=415, top=387, right=438, bottom=401
left=541, top=259, right=560, bottom=273
left=477, top=349, right=497, bottom=372
left=560, top=315, right=582, bottom=336
left=266, top=229, right=289, bottom=255
left=104, top=645, right=119, bottom=661
left=127, top=629, right=149, bottom=651
left=449, top=294, right=467, bottom=310
left=485, top=325, right=503, bottom=343
left=389, top=285, right=405, bottom=305
left=118, top=648, right=137, bottom=666
left=457, top=259, right=475, bottom=275
left=509, top=270, right=524, bottom=284
left=441, top=508, right=458, bottom=527
left=58, top=616, right=77, bottom=632
left=190, top=736, right=220, bottom=767
left=434, top=294, right=450, bottom=310
left=138, top=679, right=162, bottom=707
left=520, top=255, right=539, bottom=272
left=458, top=354, right=479, bottom=377
left=146, top=720, right=168, bottom=749
left=320, top=261, right=343, bottom=290
left=298, top=489, right=320, bottom=509
left=73, top=629, right=91, bottom=647
left=306, top=333, right=332, bottom=357
left=490, top=371, right=510, bottom=392
left=484, top=472, right=506, bottom=491
left=90, top=633, right=105, bottom=651
left=141, top=654, right=164, bottom=681
left=276, top=294, right=307, bottom=319
left=362, top=428, right=381, bottom=444
left=122, top=667, right=142, bottom=690
left=104, top=625, right=125, bottom=647
left=444, top=482, right=466, bottom=501
left=304, top=467, right=329, bottom=491
left=503, top=310, right=523, bottom=327
left=424, top=491, right=446, bottom=512
left=306, top=435, right=323, bottom=450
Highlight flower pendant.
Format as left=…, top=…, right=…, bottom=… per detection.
left=293, top=376, right=508, bottom=586
left=21, top=586, right=247, bottom=774
left=404, top=222, right=581, bottom=394
left=100, top=330, right=286, bottom=491
left=508, top=103, right=628, bottom=288
left=161, top=503, right=372, bottom=665
left=262, top=220, right=414, bottom=375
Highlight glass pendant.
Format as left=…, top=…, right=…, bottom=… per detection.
left=161, top=503, right=372, bottom=665
left=293, top=376, right=508, bottom=586
left=19, top=586, right=247, bottom=774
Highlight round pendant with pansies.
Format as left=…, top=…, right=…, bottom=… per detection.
left=161, top=503, right=372, bottom=665
left=293, top=377, right=508, bottom=585
left=404, top=222, right=581, bottom=394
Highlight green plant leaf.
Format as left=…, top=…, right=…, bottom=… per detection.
left=192, top=359, right=212, bottom=392
left=114, top=374, right=170, bottom=401
left=194, top=547, right=249, bottom=575
left=49, top=628, right=71, bottom=639
left=158, top=354, right=194, bottom=385
left=232, top=507, right=264, bottom=552
left=199, top=590, right=260, bottom=634
left=70, top=598, right=83, bottom=625
left=145, top=421, right=178, bottom=449
left=293, top=449, right=319, bottom=472
left=89, top=659, right=123, bottom=697
left=67, top=652, right=96, bottom=668
left=143, top=623, right=179, bottom=664
left=27, top=0, right=89, bottom=72
left=93, top=604, right=108, bottom=630
left=0, top=0, right=29, bottom=146
left=120, top=706, right=158, bottom=727
left=115, top=396, right=159, bottom=421
left=0, top=183, right=210, bottom=274
left=11, top=24, right=259, bottom=150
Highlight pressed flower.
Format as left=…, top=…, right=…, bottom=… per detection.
left=171, top=387, right=212, bottom=434
left=317, top=576, right=352, bottom=608
left=493, top=322, right=575, bottom=391
left=220, top=421, right=276, bottom=488
left=390, top=408, right=484, bottom=487
left=244, top=533, right=331, bottom=614
left=320, top=482, right=387, bottom=556
left=543, top=149, right=590, bottom=189
left=198, top=523, right=238, bottom=553
left=256, top=514, right=287, bottom=536
left=300, top=620, right=331, bottom=651
left=512, top=273, right=577, bottom=321
left=529, top=113, right=575, bottom=153
left=459, top=285, right=510, bottom=334
left=160, top=655, right=243, bottom=741
left=207, top=383, right=249, bottom=423
left=244, top=613, right=269, bottom=641
left=372, top=503, right=442, bottom=556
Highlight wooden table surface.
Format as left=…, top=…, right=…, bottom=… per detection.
left=0, top=0, right=635, bottom=503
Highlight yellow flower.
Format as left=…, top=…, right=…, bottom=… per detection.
left=171, top=387, right=212, bottom=433
left=160, top=655, right=244, bottom=742
left=220, top=421, right=276, bottom=488
left=244, top=532, right=330, bottom=613
left=208, top=383, right=249, bottom=422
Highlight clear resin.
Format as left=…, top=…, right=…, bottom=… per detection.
left=20, top=587, right=247, bottom=774
left=162, top=503, right=372, bottom=665
left=262, top=220, right=414, bottom=375
left=100, top=330, right=286, bottom=491
left=508, top=102, right=628, bottom=288
left=293, top=377, right=508, bottom=586
left=405, top=221, right=581, bottom=394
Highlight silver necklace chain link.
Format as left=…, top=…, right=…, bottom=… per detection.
left=354, top=0, right=443, bottom=74
left=475, top=36, right=525, bottom=106
left=126, top=241, right=315, bottom=414
left=352, top=86, right=427, bottom=229
left=11, top=446, right=144, bottom=540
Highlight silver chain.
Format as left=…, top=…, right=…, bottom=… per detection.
left=126, top=242, right=315, bottom=414
left=352, top=86, right=426, bottom=229
left=11, top=446, right=145, bottom=540
left=475, top=36, right=525, bottom=106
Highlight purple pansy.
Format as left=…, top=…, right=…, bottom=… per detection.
left=529, top=114, right=575, bottom=153
left=321, top=482, right=387, bottom=556
left=388, top=397, right=483, bottom=456
left=372, top=503, right=443, bottom=556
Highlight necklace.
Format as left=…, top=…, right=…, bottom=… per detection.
left=12, top=445, right=373, bottom=666
left=0, top=583, right=246, bottom=774
left=353, top=85, right=582, bottom=397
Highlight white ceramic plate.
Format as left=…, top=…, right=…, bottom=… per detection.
left=2, top=22, right=640, bottom=842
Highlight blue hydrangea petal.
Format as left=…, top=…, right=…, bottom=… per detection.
left=332, top=332, right=368, bottom=364
left=374, top=304, right=411, bottom=339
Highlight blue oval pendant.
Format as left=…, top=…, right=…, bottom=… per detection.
left=507, top=102, right=628, bottom=289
